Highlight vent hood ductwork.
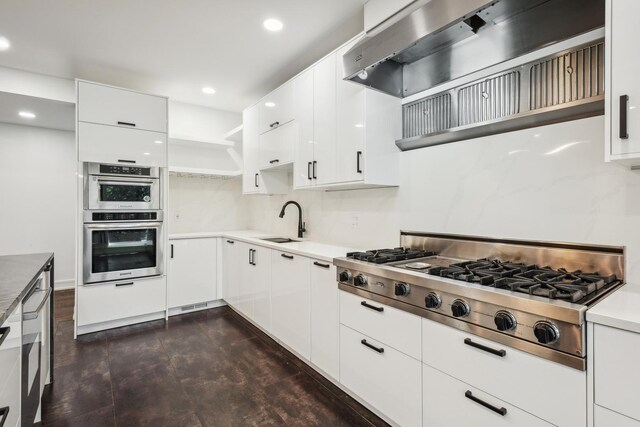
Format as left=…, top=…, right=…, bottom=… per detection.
left=343, top=0, right=605, bottom=98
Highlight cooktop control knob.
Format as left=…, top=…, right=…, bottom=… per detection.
left=354, top=275, right=368, bottom=287
left=494, top=311, right=517, bottom=331
left=425, top=292, right=442, bottom=309
left=451, top=299, right=470, bottom=318
left=339, top=271, right=352, bottom=282
left=533, top=321, right=560, bottom=344
left=394, top=282, right=410, bottom=296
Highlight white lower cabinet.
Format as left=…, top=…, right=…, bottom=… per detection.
left=221, top=238, right=242, bottom=304
left=77, top=275, right=166, bottom=329
left=423, top=363, right=553, bottom=427
left=271, top=250, right=310, bottom=359
left=310, top=260, right=339, bottom=379
left=0, top=305, right=21, bottom=427
left=247, top=245, right=272, bottom=332
left=595, top=405, right=640, bottom=426
left=168, top=238, right=217, bottom=310
left=340, top=324, right=422, bottom=427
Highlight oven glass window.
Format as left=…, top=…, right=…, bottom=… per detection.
left=99, top=183, right=151, bottom=203
left=91, top=228, right=157, bottom=273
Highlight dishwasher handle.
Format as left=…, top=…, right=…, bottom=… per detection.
left=23, top=287, right=52, bottom=320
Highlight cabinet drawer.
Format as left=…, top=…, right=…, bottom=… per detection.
left=0, top=360, right=20, bottom=427
left=594, top=324, right=640, bottom=421
left=78, top=122, right=167, bottom=167
left=78, top=81, right=167, bottom=132
left=423, top=363, right=553, bottom=427
left=0, top=305, right=21, bottom=397
left=259, top=120, right=296, bottom=168
left=339, top=290, right=421, bottom=359
left=340, top=325, right=421, bottom=427
left=595, top=404, right=640, bottom=426
left=260, top=81, right=295, bottom=134
left=422, top=319, right=585, bottom=427
left=77, top=276, right=166, bottom=326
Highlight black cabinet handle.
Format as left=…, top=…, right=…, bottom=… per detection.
left=313, top=261, right=330, bottom=269
left=312, top=161, right=317, bottom=179
left=118, top=159, right=136, bottom=164
left=361, top=301, right=384, bottom=312
left=620, top=95, right=629, bottom=139
left=0, top=406, right=9, bottom=427
left=254, top=173, right=259, bottom=188
left=226, top=240, right=235, bottom=244
left=116, top=282, right=134, bottom=287
left=307, top=162, right=312, bottom=180
left=270, top=121, right=280, bottom=128
left=269, top=159, right=279, bottom=164
left=464, top=338, right=506, bottom=357
left=117, top=121, right=136, bottom=127
left=356, top=151, right=363, bottom=173
left=0, top=327, right=10, bottom=347
left=361, top=339, right=384, bottom=354
left=465, top=391, right=507, bottom=416
left=281, top=254, right=294, bottom=260
left=248, top=249, right=253, bottom=265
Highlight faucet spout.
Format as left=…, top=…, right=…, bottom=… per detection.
left=278, top=201, right=306, bottom=238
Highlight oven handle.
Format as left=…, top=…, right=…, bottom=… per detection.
left=96, top=178, right=155, bottom=186
left=84, top=222, right=163, bottom=229
left=23, top=287, right=52, bottom=321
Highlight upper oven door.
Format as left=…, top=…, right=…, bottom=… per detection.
left=83, top=222, right=164, bottom=284
left=87, top=175, right=160, bottom=210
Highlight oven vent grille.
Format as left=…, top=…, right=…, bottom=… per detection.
left=181, top=302, right=208, bottom=312
left=403, top=93, right=451, bottom=139
left=458, top=71, right=520, bottom=126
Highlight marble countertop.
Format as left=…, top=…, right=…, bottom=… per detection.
left=169, top=230, right=360, bottom=262
left=0, top=253, right=53, bottom=326
left=587, top=283, right=640, bottom=334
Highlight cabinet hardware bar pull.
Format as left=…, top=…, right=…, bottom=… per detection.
left=465, top=391, right=507, bottom=416
left=281, top=254, right=294, bottom=260
left=361, top=301, right=384, bottom=312
left=464, top=338, right=506, bottom=357
left=313, top=261, right=330, bottom=269
left=361, top=339, right=384, bottom=353
left=249, top=249, right=253, bottom=265
left=0, top=327, right=10, bottom=347
left=115, top=282, right=134, bottom=287
left=0, top=406, right=9, bottom=427
left=226, top=240, right=235, bottom=244
left=23, top=287, right=52, bottom=320
left=170, top=244, right=174, bottom=259
left=255, top=173, right=259, bottom=188
left=117, top=121, right=136, bottom=127
left=356, top=151, right=363, bottom=173
left=118, top=159, right=136, bottom=164
left=307, top=162, right=312, bottom=180
left=312, top=161, right=317, bottom=179
left=269, top=159, right=279, bottom=164
left=270, top=121, right=280, bottom=128
left=620, top=95, right=630, bottom=139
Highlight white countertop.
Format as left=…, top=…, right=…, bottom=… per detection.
left=587, top=283, right=640, bottom=334
left=169, top=230, right=360, bottom=263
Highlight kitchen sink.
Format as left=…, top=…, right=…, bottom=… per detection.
left=260, top=237, right=299, bottom=244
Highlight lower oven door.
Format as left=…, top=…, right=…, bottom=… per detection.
left=87, top=175, right=160, bottom=210
left=84, top=222, right=164, bottom=284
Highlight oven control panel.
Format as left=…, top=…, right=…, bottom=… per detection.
left=99, top=164, right=151, bottom=176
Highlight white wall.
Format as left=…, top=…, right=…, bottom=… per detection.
left=246, top=116, right=640, bottom=284
left=0, top=123, right=76, bottom=288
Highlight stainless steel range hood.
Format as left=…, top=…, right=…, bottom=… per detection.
left=343, top=0, right=605, bottom=98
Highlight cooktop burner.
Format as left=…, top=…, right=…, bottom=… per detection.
left=346, top=248, right=436, bottom=264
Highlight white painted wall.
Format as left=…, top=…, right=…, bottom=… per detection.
left=0, top=123, right=76, bottom=288
left=246, top=116, right=640, bottom=284
left=169, top=101, right=240, bottom=142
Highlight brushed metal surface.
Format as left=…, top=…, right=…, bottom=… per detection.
left=403, top=93, right=452, bottom=139
left=458, top=71, right=520, bottom=126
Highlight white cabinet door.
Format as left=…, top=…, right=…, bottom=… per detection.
left=423, top=363, right=553, bottom=427
left=0, top=358, right=20, bottom=427
left=608, top=0, right=640, bottom=157
left=247, top=245, right=272, bottom=332
left=313, top=53, right=337, bottom=186
left=294, top=69, right=315, bottom=189
left=235, top=241, right=254, bottom=318
left=78, top=122, right=167, bottom=167
left=340, top=325, right=422, bottom=427
left=168, top=238, right=217, bottom=309
left=222, top=238, right=242, bottom=304
left=78, top=81, right=168, bottom=133
left=310, top=260, right=338, bottom=379
left=271, top=251, right=311, bottom=359
left=595, top=405, right=640, bottom=427
left=259, top=120, right=296, bottom=169
left=242, top=106, right=261, bottom=194
left=260, top=81, right=295, bottom=134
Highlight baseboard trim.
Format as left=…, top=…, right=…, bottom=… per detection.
left=54, top=279, right=75, bottom=290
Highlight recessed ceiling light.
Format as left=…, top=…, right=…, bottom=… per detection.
left=202, top=87, right=216, bottom=95
left=0, top=37, right=10, bottom=51
left=265, top=102, right=276, bottom=108
left=263, top=19, right=283, bottom=32
left=154, top=140, right=163, bottom=144
left=18, top=111, right=35, bottom=119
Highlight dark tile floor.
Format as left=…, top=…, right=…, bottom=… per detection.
left=41, top=290, right=389, bottom=427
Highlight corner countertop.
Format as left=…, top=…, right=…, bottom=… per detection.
left=0, top=253, right=53, bottom=326
left=587, top=283, right=640, bottom=334
left=169, top=230, right=360, bottom=263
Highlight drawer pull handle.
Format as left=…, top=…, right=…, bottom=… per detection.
left=117, top=121, right=136, bottom=127
left=313, top=261, right=330, bottom=269
left=226, top=240, right=235, bottom=244
left=0, top=406, right=9, bottom=427
left=269, top=159, right=280, bottom=164
left=0, top=327, right=10, bottom=347
left=116, top=282, right=134, bottom=287
left=361, top=301, right=384, bottom=312
left=118, top=159, right=137, bottom=164
left=464, top=338, right=506, bottom=357
left=281, top=254, right=294, bottom=260
left=465, top=390, right=507, bottom=416
left=270, top=121, right=280, bottom=128
left=361, top=339, right=384, bottom=354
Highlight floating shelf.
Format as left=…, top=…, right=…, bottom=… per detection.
left=222, top=124, right=243, bottom=144
left=169, top=166, right=241, bottom=179
left=259, top=161, right=293, bottom=172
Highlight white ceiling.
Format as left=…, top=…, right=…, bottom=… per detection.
left=0, top=92, right=75, bottom=131
left=0, top=0, right=366, bottom=113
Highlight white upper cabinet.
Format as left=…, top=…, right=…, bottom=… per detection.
left=259, top=120, right=297, bottom=169
left=168, top=238, right=217, bottom=310
left=260, top=81, right=295, bottom=134
left=606, top=0, right=640, bottom=165
left=364, top=0, right=416, bottom=33
left=78, top=81, right=167, bottom=133
left=312, top=53, right=339, bottom=187
left=293, top=69, right=315, bottom=189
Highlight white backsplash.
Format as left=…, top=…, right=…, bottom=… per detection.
left=246, top=116, right=640, bottom=284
